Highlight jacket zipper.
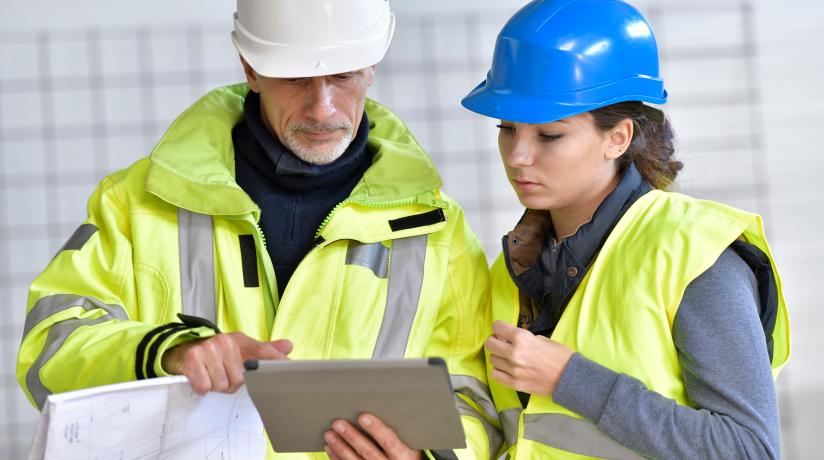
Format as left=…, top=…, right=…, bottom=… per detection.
left=313, top=194, right=448, bottom=241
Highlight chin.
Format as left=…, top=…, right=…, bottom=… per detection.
left=295, top=149, right=342, bottom=165
left=515, top=193, right=555, bottom=211
left=286, top=136, right=350, bottom=165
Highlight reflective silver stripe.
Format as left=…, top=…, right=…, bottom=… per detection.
left=499, top=407, right=522, bottom=448
left=345, top=241, right=390, bottom=278
left=22, top=294, right=128, bottom=340
left=430, top=449, right=459, bottom=460
left=372, top=235, right=428, bottom=358
left=450, top=374, right=498, bottom=421
left=53, top=223, right=98, bottom=258
left=523, top=413, right=646, bottom=460
left=178, top=208, right=216, bottom=325
left=26, top=315, right=119, bottom=409
left=455, top=396, right=504, bottom=458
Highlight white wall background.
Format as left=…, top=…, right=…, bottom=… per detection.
left=1, top=0, right=822, bottom=458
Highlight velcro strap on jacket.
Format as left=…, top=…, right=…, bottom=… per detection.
left=388, top=209, right=446, bottom=232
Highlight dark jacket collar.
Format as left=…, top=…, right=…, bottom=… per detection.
left=236, top=91, right=371, bottom=192
left=503, top=163, right=652, bottom=334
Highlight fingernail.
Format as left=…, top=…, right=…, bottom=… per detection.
left=333, top=421, right=346, bottom=433
left=359, top=414, right=372, bottom=427
left=324, top=431, right=336, bottom=444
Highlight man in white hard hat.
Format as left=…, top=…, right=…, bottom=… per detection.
left=18, top=0, right=500, bottom=458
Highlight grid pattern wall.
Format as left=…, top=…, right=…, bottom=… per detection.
left=0, top=2, right=818, bottom=458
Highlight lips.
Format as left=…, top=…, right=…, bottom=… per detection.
left=304, top=130, right=337, bottom=135
left=302, top=131, right=338, bottom=141
left=511, top=178, right=541, bottom=191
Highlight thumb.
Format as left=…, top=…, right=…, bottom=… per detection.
left=251, top=339, right=292, bottom=360
left=267, top=339, right=293, bottom=355
left=239, top=337, right=292, bottom=360
left=492, top=319, right=518, bottom=340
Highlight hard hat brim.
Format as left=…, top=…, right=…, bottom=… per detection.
left=461, top=79, right=668, bottom=125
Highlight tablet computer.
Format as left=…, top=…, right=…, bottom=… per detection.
left=244, top=357, right=466, bottom=453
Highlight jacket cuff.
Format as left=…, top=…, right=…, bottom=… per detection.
left=553, top=352, right=620, bottom=423
left=135, top=323, right=217, bottom=380
left=153, top=326, right=218, bottom=377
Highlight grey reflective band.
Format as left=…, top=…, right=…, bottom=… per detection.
left=22, top=295, right=128, bottom=409
left=178, top=208, right=217, bottom=325
left=499, top=407, right=522, bottom=448
left=346, top=241, right=390, bottom=278
left=27, top=315, right=123, bottom=409
left=438, top=376, right=501, bottom=458
left=450, top=374, right=498, bottom=421
left=455, top=397, right=504, bottom=458
left=53, top=223, right=98, bottom=258
left=23, top=294, right=128, bottom=339
left=372, top=235, right=428, bottom=358
left=430, top=449, right=459, bottom=460
left=523, top=413, right=646, bottom=460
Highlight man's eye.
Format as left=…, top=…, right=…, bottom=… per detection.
left=496, top=124, right=515, bottom=133
left=334, top=73, right=356, bottom=81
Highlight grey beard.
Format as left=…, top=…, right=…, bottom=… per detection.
left=284, top=122, right=354, bottom=165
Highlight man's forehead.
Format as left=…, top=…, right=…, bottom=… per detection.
left=266, top=67, right=371, bottom=81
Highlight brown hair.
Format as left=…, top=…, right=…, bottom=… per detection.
left=590, top=101, right=682, bottom=189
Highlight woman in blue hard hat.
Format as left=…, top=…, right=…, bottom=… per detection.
left=462, top=0, right=790, bottom=458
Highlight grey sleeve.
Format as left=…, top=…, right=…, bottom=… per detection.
left=553, top=248, right=780, bottom=459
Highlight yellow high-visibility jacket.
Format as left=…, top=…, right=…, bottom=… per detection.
left=488, top=190, right=790, bottom=459
left=18, top=84, right=502, bottom=459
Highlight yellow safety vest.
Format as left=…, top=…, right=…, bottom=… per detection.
left=489, top=190, right=790, bottom=459
left=18, top=84, right=501, bottom=459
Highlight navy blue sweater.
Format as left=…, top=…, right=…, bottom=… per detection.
left=232, top=92, right=372, bottom=296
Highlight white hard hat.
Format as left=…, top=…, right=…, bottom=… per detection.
left=232, top=0, right=396, bottom=78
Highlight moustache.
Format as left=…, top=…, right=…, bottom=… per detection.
left=288, top=121, right=352, bottom=134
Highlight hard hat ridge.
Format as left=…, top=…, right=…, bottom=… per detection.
left=232, top=0, right=396, bottom=78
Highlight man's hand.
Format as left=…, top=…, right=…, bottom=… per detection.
left=162, top=332, right=292, bottom=395
left=485, top=320, right=574, bottom=396
left=324, top=413, right=422, bottom=460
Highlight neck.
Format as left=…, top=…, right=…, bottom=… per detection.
left=258, top=97, right=284, bottom=146
left=550, top=171, right=621, bottom=240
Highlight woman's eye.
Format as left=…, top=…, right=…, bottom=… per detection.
left=539, top=133, right=563, bottom=142
left=496, top=124, right=515, bottom=133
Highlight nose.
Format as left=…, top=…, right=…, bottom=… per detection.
left=304, top=77, right=337, bottom=122
left=504, top=136, right=535, bottom=168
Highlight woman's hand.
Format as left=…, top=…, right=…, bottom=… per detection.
left=485, top=320, right=574, bottom=396
left=324, top=413, right=422, bottom=460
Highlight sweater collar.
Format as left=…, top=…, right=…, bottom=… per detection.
left=235, top=91, right=371, bottom=193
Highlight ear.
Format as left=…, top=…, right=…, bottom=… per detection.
left=240, top=55, right=260, bottom=93
left=365, top=65, right=377, bottom=87
left=605, top=118, right=633, bottom=160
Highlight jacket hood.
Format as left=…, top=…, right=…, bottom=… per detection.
left=145, top=83, right=443, bottom=219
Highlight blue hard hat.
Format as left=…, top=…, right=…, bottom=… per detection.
left=462, top=0, right=667, bottom=124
